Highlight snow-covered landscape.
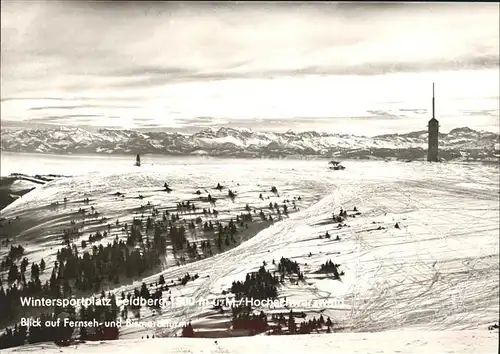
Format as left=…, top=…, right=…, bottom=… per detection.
left=0, top=153, right=498, bottom=353
left=2, top=330, right=498, bottom=354
left=2, top=1, right=499, bottom=352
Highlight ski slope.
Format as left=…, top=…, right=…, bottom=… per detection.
left=1, top=155, right=499, bottom=352
left=2, top=330, right=498, bottom=354
left=104, top=160, right=498, bottom=337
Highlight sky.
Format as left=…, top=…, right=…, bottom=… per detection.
left=1, top=1, right=499, bottom=136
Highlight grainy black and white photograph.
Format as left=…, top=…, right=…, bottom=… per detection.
left=0, top=1, right=499, bottom=353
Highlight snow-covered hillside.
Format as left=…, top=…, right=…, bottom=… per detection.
left=2, top=330, right=498, bottom=354
left=0, top=158, right=498, bottom=353
left=1, top=126, right=498, bottom=161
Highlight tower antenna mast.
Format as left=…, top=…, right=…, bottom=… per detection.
left=432, top=82, right=435, bottom=119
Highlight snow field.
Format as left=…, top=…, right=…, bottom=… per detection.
left=1, top=155, right=498, bottom=352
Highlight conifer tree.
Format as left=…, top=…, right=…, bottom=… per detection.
left=287, top=311, right=296, bottom=334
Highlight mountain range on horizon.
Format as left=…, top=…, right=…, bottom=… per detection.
left=1, top=126, right=499, bottom=161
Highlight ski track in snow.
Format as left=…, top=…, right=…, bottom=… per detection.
left=1, top=156, right=499, bottom=350
left=2, top=330, right=498, bottom=354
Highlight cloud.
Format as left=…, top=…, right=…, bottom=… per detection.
left=28, top=104, right=141, bottom=111
left=2, top=2, right=498, bottom=82
left=1, top=1, right=498, bottom=134
left=53, top=54, right=497, bottom=92
left=27, top=114, right=104, bottom=121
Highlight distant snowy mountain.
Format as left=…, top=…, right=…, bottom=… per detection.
left=1, top=126, right=498, bottom=161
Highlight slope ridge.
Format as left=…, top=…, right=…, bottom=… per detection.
left=0, top=159, right=498, bottom=342
left=40, top=160, right=495, bottom=336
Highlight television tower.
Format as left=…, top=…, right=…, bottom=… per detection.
left=427, top=83, right=439, bottom=162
